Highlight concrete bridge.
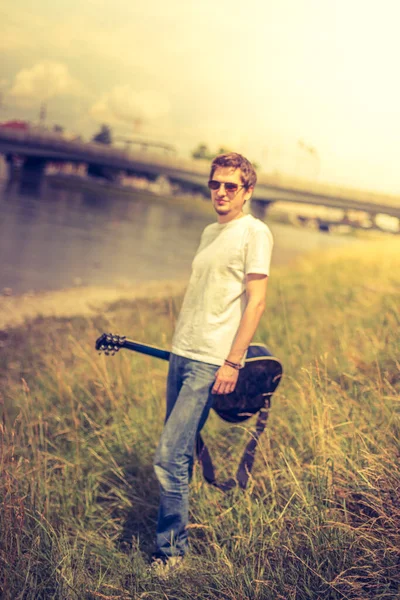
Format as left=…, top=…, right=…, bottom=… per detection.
left=1, top=127, right=400, bottom=222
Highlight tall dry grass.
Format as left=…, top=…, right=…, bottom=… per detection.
left=1, top=239, right=399, bottom=599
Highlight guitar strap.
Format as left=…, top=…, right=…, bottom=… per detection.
left=196, top=396, right=271, bottom=492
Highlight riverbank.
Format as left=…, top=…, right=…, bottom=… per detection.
left=0, top=228, right=383, bottom=332
left=0, top=280, right=186, bottom=331
left=1, top=239, right=400, bottom=599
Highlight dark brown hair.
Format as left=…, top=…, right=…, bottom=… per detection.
left=209, top=152, right=257, bottom=189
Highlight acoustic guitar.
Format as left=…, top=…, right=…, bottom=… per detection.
left=95, top=332, right=282, bottom=423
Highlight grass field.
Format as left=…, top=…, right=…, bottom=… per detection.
left=1, top=239, right=399, bottom=599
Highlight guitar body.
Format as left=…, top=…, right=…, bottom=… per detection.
left=96, top=334, right=283, bottom=424
left=212, top=344, right=282, bottom=422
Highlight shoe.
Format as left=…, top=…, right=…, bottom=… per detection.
left=149, top=556, right=184, bottom=578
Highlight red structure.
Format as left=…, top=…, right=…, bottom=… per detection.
left=0, top=120, right=30, bottom=130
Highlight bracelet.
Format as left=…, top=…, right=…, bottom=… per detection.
left=224, top=359, right=242, bottom=370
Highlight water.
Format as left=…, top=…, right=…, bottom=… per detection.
left=0, top=175, right=362, bottom=296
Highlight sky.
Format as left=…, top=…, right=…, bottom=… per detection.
left=1, top=0, right=400, bottom=194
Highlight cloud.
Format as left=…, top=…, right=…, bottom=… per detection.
left=90, top=85, right=170, bottom=126
left=8, top=61, right=83, bottom=106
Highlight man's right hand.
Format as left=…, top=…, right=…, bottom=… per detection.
left=212, top=364, right=239, bottom=395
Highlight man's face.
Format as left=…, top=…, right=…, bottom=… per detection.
left=210, top=167, right=253, bottom=223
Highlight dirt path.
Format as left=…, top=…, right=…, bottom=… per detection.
left=0, top=280, right=186, bottom=330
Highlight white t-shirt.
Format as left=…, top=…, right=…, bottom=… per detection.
left=171, top=214, right=273, bottom=365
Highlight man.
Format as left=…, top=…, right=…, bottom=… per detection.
left=151, top=152, right=273, bottom=574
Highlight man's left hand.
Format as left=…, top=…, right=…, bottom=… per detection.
left=212, top=364, right=239, bottom=395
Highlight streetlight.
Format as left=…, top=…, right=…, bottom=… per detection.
left=298, top=139, right=320, bottom=179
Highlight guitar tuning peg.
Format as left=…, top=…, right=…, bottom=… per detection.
left=120, top=336, right=126, bottom=342
left=114, top=346, right=119, bottom=352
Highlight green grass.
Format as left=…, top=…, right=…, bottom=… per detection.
left=1, top=239, right=400, bottom=599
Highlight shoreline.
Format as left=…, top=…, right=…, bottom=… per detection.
left=0, top=236, right=384, bottom=331
left=0, top=280, right=186, bottom=331
left=1, top=230, right=396, bottom=332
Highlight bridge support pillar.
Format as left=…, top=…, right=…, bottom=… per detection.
left=2, top=154, right=13, bottom=180
left=3, top=153, right=17, bottom=180
left=20, top=156, right=47, bottom=195
left=250, top=199, right=273, bottom=220
left=87, top=163, right=120, bottom=181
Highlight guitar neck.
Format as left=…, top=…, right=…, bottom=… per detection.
left=121, top=339, right=170, bottom=361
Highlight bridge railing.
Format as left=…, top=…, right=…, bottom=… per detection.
left=0, top=127, right=210, bottom=174
left=256, top=171, right=400, bottom=208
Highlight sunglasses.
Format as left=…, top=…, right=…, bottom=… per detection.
left=208, top=180, right=246, bottom=194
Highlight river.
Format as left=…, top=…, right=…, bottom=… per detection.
left=0, top=174, right=362, bottom=296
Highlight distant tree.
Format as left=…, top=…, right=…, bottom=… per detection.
left=53, top=124, right=64, bottom=134
left=92, top=124, right=112, bottom=145
left=216, top=146, right=231, bottom=156
left=191, top=143, right=212, bottom=160
left=192, top=144, right=235, bottom=160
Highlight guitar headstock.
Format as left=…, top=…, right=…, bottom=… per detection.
left=95, top=333, right=126, bottom=356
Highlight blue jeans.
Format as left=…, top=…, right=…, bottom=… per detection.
left=153, top=353, right=219, bottom=559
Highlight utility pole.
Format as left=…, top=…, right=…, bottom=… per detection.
left=39, top=102, right=47, bottom=128
left=298, top=139, right=320, bottom=179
